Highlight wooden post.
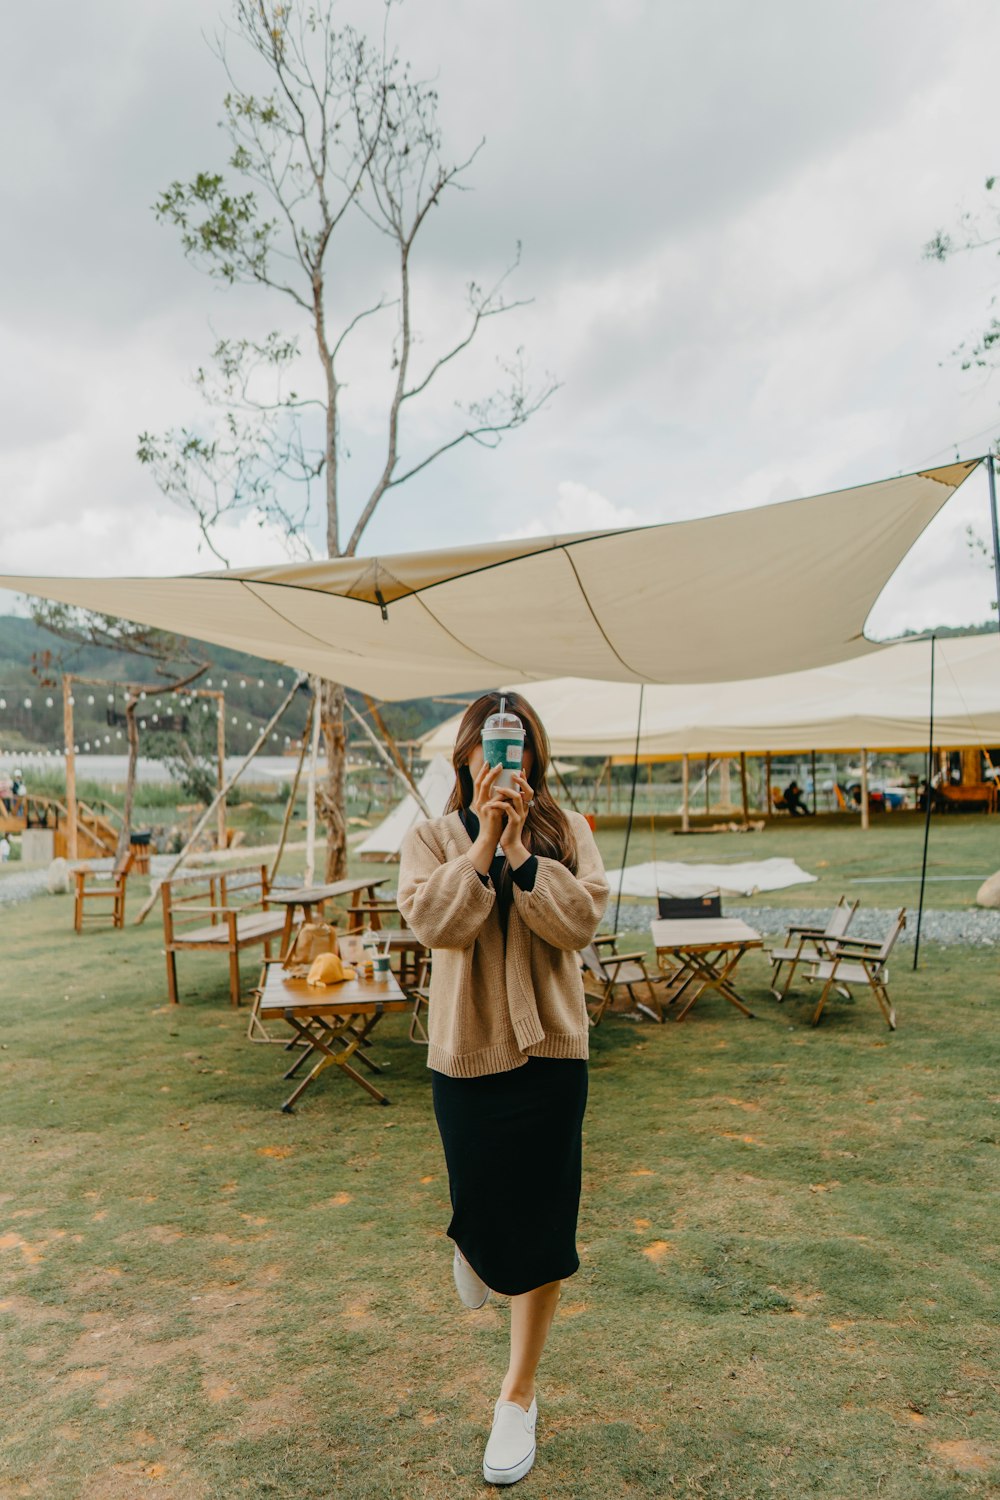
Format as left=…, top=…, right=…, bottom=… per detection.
left=739, top=751, right=750, bottom=828
left=765, top=752, right=772, bottom=817
left=681, top=753, right=690, bottom=833
left=606, top=758, right=613, bottom=814
left=216, top=693, right=226, bottom=851
left=811, top=749, right=818, bottom=814
left=305, top=678, right=322, bottom=886
left=719, top=756, right=732, bottom=808
left=860, top=748, right=870, bottom=831
left=63, top=675, right=77, bottom=859
left=705, top=755, right=711, bottom=815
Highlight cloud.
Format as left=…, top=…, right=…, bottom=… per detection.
left=3, top=0, right=1000, bottom=640
left=501, top=481, right=643, bottom=540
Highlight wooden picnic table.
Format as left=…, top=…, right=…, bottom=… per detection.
left=268, top=876, right=389, bottom=957
left=650, top=918, right=763, bottom=1021
left=256, top=965, right=411, bottom=1110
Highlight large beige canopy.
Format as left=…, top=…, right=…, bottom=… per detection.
left=1, top=461, right=979, bottom=700
left=420, top=634, right=1000, bottom=757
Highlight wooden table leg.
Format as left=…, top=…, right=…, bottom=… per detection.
left=279, top=1006, right=391, bottom=1109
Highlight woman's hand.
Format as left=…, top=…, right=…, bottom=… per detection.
left=495, top=770, right=533, bottom=866
left=468, top=762, right=505, bottom=873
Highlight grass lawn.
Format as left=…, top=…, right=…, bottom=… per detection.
left=1, top=823, right=998, bottom=1498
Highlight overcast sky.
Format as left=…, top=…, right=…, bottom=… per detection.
left=3, top=0, right=1000, bottom=639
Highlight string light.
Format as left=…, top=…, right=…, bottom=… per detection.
left=45, top=697, right=53, bottom=708
left=23, top=698, right=31, bottom=709
left=0, top=699, right=6, bottom=710
left=86, top=695, right=94, bottom=705
left=107, top=694, right=114, bottom=703
left=68, top=695, right=75, bottom=706
left=240, top=679, right=247, bottom=689
left=257, top=679, right=264, bottom=689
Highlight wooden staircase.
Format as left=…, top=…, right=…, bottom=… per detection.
left=0, top=793, right=120, bottom=859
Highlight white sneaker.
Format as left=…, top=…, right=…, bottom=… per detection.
left=483, top=1397, right=537, bottom=1485
left=452, top=1246, right=490, bottom=1309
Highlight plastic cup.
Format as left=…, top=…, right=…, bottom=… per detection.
left=482, top=707, right=525, bottom=791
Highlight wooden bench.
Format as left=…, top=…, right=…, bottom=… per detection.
left=160, top=863, right=287, bottom=1006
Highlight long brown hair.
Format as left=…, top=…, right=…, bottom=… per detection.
left=445, top=691, right=577, bottom=872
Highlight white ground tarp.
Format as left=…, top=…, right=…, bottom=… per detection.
left=354, top=754, right=454, bottom=860
left=420, top=634, right=1000, bottom=757
left=605, top=858, right=818, bottom=898
left=0, top=462, right=979, bottom=700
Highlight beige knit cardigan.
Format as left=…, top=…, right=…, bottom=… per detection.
left=397, top=809, right=609, bottom=1078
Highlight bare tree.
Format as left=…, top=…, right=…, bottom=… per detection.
left=139, top=0, right=557, bottom=878
left=925, top=175, right=1000, bottom=612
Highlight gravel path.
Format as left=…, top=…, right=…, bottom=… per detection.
left=0, top=855, right=178, bottom=910
left=614, top=900, right=1000, bottom=947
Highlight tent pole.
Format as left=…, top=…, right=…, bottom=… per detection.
left=705, top=754, right=711, bottom=816
left=269, top=693, right=314, bottom=886
left=134, top=676, right=304, bottom=923
left=913, top=635, right=937, bottom=970
left=681, top=754, right=690, bottom=832
left=860, top=750, right=869, bottom=830
left=765, top=752, right=772, bottom=818
left=612, top=685, right=644, bottom=934
left=811, top=749, right=817, bottom=815
left=987, top=454, right=1000, bottom=634
left=739, top=752, right=750, bottom=829
left=63, top=675, right=77, bottom=859
left=344, top=698, right=433, bottom=817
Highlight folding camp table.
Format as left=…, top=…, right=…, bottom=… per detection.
left=650, top=918, right=763, bottom=1021
left=256, top=967, right=410, bottom=1109
left=268, top=876, right=389, bottom=958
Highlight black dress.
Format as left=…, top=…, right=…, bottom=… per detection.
left=429, top=809, right=589, bottom=1297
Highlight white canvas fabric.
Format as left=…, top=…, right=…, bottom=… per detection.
left=354, top=754, right=454, bottom=859
left=0, top=462, right=979, bottom=700
left=420, top=634, right=1000, bottom=757
left=605, top=858, right=818, bottom=898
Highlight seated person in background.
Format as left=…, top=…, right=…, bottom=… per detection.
left=0, top=772, right=11, bottom=812
left=783, top=780, right=812, bottom=817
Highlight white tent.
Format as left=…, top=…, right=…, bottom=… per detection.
left=420, top=634, right=1000, bottom=758
left=0, top=462, right=980, bottom=698
left=354, top=754, right=454, bottom=861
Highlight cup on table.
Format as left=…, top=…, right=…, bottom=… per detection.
left=373, top=953, right=392, bottom=976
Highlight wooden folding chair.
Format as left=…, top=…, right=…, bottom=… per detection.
left=580, top=935, right=662, bottom=1026
left=805, top=909, right=906, bottom=1029
left=73, top=852, right=134, bottom=933
left=767, top=896, right=859, bottom=1001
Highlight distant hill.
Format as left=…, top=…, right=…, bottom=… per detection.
left=0, top=615, right=469, bottom=755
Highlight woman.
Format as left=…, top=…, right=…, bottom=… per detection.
left=398, top=691, right=608, bottom=1486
